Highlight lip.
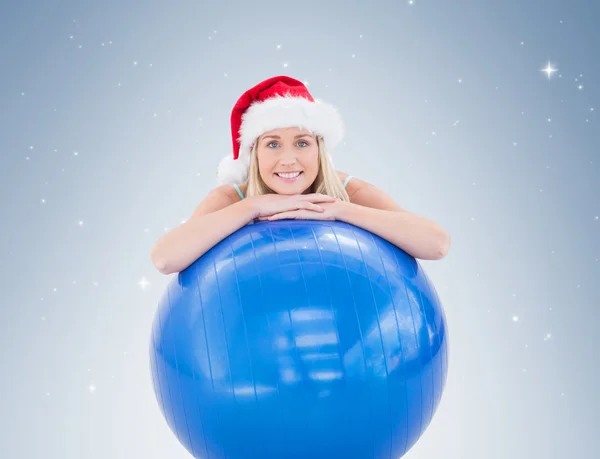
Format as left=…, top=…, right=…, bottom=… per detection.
left=274, top=171, right=303, bottom=182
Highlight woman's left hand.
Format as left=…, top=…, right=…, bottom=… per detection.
left=257, top=200, right=344, bottom=221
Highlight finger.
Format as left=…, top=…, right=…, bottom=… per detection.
left=270, top=210, right=326, bottom=221
left=302, top=193, right=336, bottom=202
left=268, top=211, right=297, bottom=220
left=300, top=202, right=324, bottom=212
left=271, top=210, right=319, bottom=220
left=316, top=194, right=336, bottom=202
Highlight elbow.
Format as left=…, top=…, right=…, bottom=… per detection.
left=433, top=231, right=451, bottom=260
left=151, top=246, right=172, bottom=275
left=152, top=257, right=171, bottom=275
left=418, top=231, right=451, bottom=261
left=154, top=260, right=172, bottom=275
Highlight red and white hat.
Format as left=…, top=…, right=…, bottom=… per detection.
left=217, top=75, right=344, bottom=184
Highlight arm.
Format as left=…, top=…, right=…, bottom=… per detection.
left=339, top=179, right=451, bottom=261
left=150, top=186, right=256, bottom=275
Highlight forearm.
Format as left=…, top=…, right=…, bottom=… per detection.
left=151, top=200, right=256, bottom=275
left=337, top=202, right=451, bottom=260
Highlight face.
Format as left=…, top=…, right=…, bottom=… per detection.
left=255, top=127, right=319, bottom=194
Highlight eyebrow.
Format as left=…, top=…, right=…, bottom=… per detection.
left=261, top=134, right=313, bottom=140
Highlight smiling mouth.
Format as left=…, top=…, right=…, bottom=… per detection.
left=275, top=171, right=303, bottom=180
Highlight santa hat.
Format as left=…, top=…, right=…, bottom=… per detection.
left=217, top=75, right=344, bottom=185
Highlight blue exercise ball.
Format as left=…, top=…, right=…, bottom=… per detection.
left=150, top=220, right=448, bottom=459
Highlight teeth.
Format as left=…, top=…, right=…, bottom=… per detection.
left=277, top=172, right=301, bottom=178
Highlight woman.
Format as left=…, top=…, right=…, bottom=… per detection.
left=151, top=76, right=451, bottom=275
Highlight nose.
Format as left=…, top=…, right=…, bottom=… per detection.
left=279, top=154, right=298, bottom=167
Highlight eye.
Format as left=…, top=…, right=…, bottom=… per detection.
left=267, top=141, right=279, bottom=148
left=297, top=140, right=309, bottom=147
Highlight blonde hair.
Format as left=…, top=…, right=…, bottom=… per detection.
left=244, top=135, right=350, bottom=201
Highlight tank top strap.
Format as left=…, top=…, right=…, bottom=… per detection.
left=233, top=184, right=245, bottom=200
left=343, top=175, right=354, bottom=188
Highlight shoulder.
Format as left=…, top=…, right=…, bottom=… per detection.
left=212, top=184, right=241, bottom=202
left=335, top=170, right=366, bottom=199
left=335, top=170, right=404, bottom=212
left=190, top=184, right=240, bottom=218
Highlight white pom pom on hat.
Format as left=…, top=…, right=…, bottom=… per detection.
left=216, top=76, right=344, bottom=185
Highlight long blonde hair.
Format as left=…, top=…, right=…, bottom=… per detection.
left=244, top=135, right=350, bottom=201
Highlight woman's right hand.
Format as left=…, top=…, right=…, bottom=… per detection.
left=247, top=193, right=337, bottom=219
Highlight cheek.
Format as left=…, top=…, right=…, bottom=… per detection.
left=304, top=149, right=320, bottom=170
left=257, top=151, right=276, bottom=172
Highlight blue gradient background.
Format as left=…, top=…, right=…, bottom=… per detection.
left=1, top=0, right=598, bottom=458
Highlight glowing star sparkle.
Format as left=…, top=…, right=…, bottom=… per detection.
left=138, top=277, right=150, bottom=289
left=541, top=61, right=558, bottom=79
